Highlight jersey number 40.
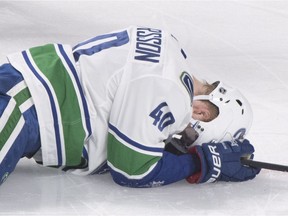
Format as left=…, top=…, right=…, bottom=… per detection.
left=150, top=102, right=175, bottom=132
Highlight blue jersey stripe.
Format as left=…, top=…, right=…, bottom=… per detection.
left=57, top=44, right=92, bottom=137
left=73, top=30, right=129, bottom=61
left=73, top=33, right=116, bottom=50
left=108, top=123, right=163, bottom=153
left=82, top=146, right=88, bottom=160
left=73, top=30, right=128, bottom=50
left=22, top=51, right=63, bottom=165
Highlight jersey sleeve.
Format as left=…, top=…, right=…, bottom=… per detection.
left=107, top=75, right=197, bottom=187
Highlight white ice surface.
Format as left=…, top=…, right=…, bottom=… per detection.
left=1, top=1, right=288, bottom=215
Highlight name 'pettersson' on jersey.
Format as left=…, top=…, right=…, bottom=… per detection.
left=134, top=27, right=162, bottom=63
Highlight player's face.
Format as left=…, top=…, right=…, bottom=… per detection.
left=179, top=101, right=212, bottom=147
left=192, top=100, right=211, bottom=122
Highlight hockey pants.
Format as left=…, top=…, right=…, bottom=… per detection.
left=0, top=63, right=40, bottom=185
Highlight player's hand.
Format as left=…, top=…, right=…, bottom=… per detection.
left=187, top=139, right=261, bottom=183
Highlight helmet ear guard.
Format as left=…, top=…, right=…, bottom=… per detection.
left=187, top=81, right=253, bottom=148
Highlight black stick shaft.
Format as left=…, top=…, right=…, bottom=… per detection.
left=241, top=158, right=288, bottom=172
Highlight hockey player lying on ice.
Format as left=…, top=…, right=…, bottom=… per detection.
left=0, top=26, right=260, bottom=188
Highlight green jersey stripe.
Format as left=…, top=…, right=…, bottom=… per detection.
left=0, top=99, right=15, bottom=132
left=0, top=102, right=22, bottom=151
left=0, top=116, right=25, bottom=162
left=107, top=132, right=161, bottom=177
left=13, top=87, right=31, bottom=108
left=29, top=44, right=86, bottom=165
left=6, top=82, right=34, bottom=114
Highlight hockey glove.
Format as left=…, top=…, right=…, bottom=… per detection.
left=187, top=139, right=261, bottom=184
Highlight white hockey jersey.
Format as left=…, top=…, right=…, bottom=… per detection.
left=7, top=26, right=195, bottom=186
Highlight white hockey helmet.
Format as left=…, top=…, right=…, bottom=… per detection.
left=188, top=81, right=253, bottom=147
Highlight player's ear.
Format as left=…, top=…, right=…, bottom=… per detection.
left=192, top=110, right=211, bottom=122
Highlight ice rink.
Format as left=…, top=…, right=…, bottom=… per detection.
left=1, top=1, right=288, bottom=215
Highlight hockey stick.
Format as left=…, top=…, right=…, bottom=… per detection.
left=241, top=158, right=288, bottom=172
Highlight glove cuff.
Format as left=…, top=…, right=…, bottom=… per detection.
left=186, top=146, right=206, bottom=184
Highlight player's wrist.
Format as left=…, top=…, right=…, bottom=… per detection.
left=186, top=146, right=206, bottom=184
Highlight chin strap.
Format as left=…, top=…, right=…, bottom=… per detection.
left=193, top=94, right=224, bottom=103
left=193, top=95, right=212, bottom=101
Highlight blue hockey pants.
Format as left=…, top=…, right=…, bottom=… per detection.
left=0, top=63, right=40, bottom=185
